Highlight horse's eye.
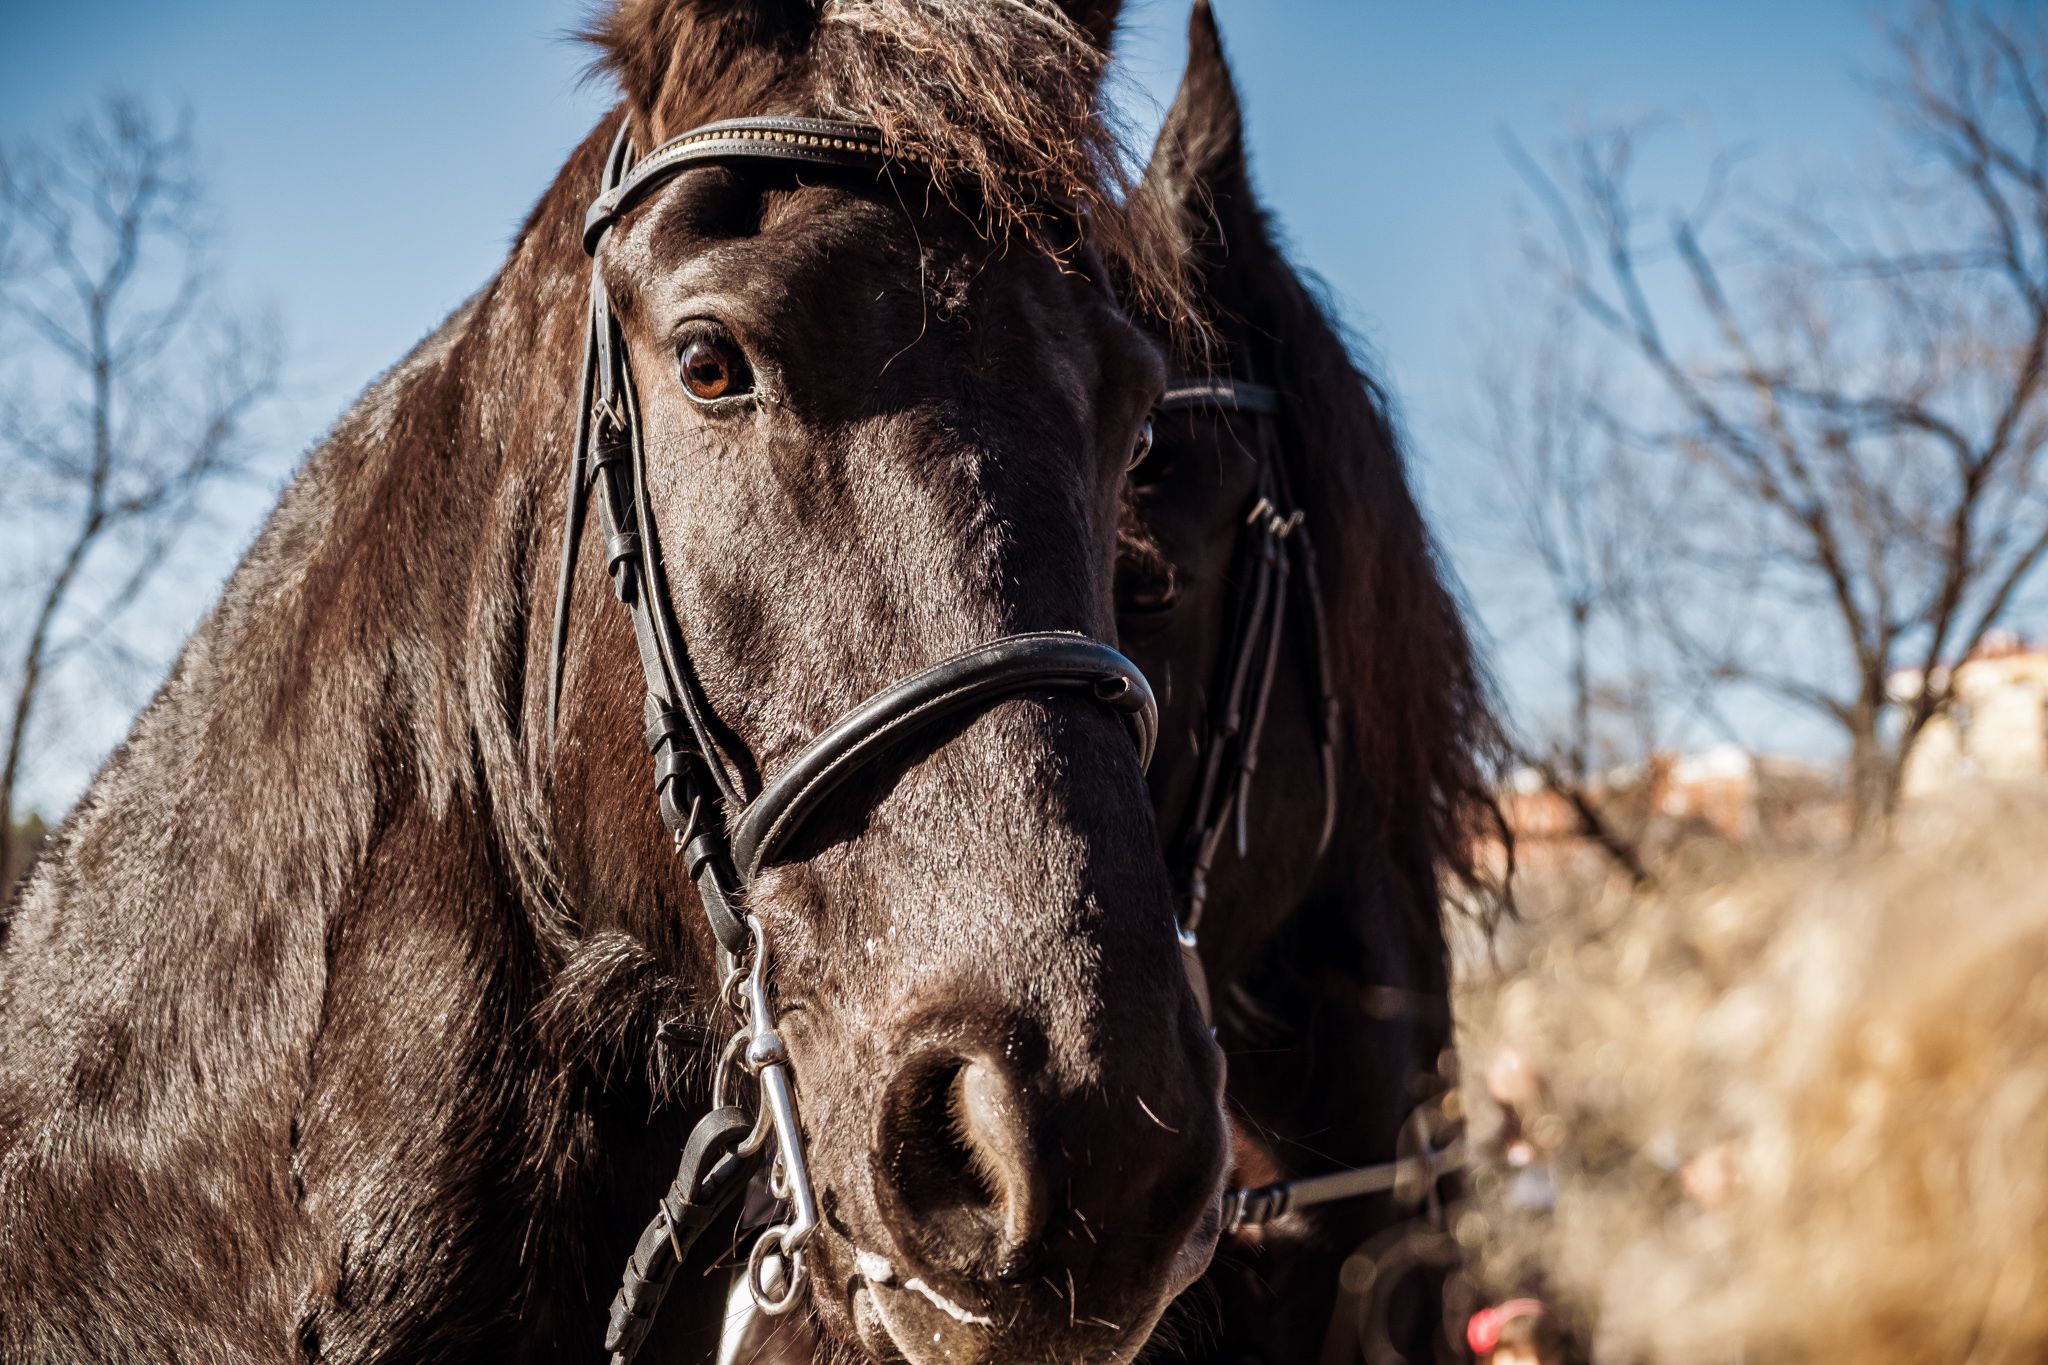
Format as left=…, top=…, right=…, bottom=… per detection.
left=679, top=335, right=751, bottom=403
left=1127, top=418, right=1155, bottom=472
left=1127, top=417, right=1169, bottom=486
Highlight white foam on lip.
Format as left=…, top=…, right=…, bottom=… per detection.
left=903, top=1276, right=994, bottom=1327
left=854, top=1248, right=994, bottom=1328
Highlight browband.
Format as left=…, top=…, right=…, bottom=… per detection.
left=581, top=116, right=907, bottom=254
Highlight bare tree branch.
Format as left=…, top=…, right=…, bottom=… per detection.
left=1489, top=0, right=2048, bottom=837
left=0, top=98, right=278, bottom=896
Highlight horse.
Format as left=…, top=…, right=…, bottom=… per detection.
left=0, top=4, right=1235, bottom=1362
left=1120, top=6, right=1501, bottom=1360
left=723, top=6, right=1504, bottom=1362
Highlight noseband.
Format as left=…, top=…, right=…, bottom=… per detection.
left=546, top=116, right=1157, bottom=1364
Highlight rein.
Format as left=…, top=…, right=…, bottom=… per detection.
left=547, top=115, right=1157, bottom=1365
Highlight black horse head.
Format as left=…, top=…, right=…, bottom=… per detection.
left=0, top=5, right=1231, bottom=1362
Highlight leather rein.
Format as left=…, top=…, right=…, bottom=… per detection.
left=547, top=116, right=1157, bottom=1365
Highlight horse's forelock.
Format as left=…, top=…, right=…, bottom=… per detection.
left=580, top=0, right=1189, bottom=324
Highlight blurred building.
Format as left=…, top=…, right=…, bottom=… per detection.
left=1499, top=744, right=1841, bottom=886
left=1892, top=633, right=2048, bottom=799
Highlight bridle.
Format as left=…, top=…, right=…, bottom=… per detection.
left=1150, top=382, right=1338, bottom=934
left=546, top=115, right=1159, bottom=1365
left=1145, top=379, right=1463, bottom=1242
left=554, top=111, right=1458, bottom=1363
left=1147, top=377, right=1338, bottom=1029
left=696, top=379, right=1470, bottom=1365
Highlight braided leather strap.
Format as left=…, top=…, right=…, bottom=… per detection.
left=605, top=1106, right=757, bottom=1363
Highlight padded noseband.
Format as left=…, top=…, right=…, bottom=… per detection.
left=732, top=631, right=1154, bottom=881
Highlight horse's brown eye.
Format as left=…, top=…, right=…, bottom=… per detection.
left=680, top=336, right=749, bottom=403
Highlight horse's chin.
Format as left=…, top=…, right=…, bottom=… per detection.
left=852, top=1280, right=1153, bottom=1365
left=842, top=1200, right=1222, bottom=1365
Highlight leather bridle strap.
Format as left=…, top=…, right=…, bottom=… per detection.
left=1166, top=375, right=1459, bottom=1365
left=1152, top=377, right=1340, bottom=944
left=1157, top=378, right=1282, bottom=418
left=580, top=117, right=912, bottom=253
left=549, top=117, right=920, bottom=755
left=1158, top=376, right=1438, bottom=1291
left=732, top=632, right=1154, bottom=880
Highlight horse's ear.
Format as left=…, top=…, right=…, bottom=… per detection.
left=1140, top=0, right=1250, bottom=255
left=585, top=0, right=815, bottom=137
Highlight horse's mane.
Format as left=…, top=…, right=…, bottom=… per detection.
left=1246, top=239, right=1508, bottom=928
left=583, top=0, right=1187, bottom=320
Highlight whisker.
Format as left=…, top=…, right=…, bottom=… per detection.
left=1134, top=1094, right=1180, bottom=1134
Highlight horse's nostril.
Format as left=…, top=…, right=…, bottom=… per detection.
left=953, top=1060, right=1049, bottom=1269
left=877, top=1053, right=1048, bottom=1279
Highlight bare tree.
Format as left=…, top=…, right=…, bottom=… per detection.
left=1505, top=0, right=2048, bottom=833
left=1473, top=309, right=1672, bottom=887
left=1480, top=313, right=1655, bottom=773
left=0, top=99, right=278, bottom=895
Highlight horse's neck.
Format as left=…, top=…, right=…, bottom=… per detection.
left=3, top=271, right=559, bottom=1075
left=49, top=294, right=500, bottom=911
left=28, top=117, right=620, bottom=928
left=0, top=111, right=727, bottom=1355
left=0, top=278, right=518, bottom=1332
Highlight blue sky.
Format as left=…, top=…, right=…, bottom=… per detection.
left=3, top=0, right=1895, bottom=812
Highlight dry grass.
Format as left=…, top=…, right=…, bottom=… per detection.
left=1455, top=784, right=2048, bottom=1363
